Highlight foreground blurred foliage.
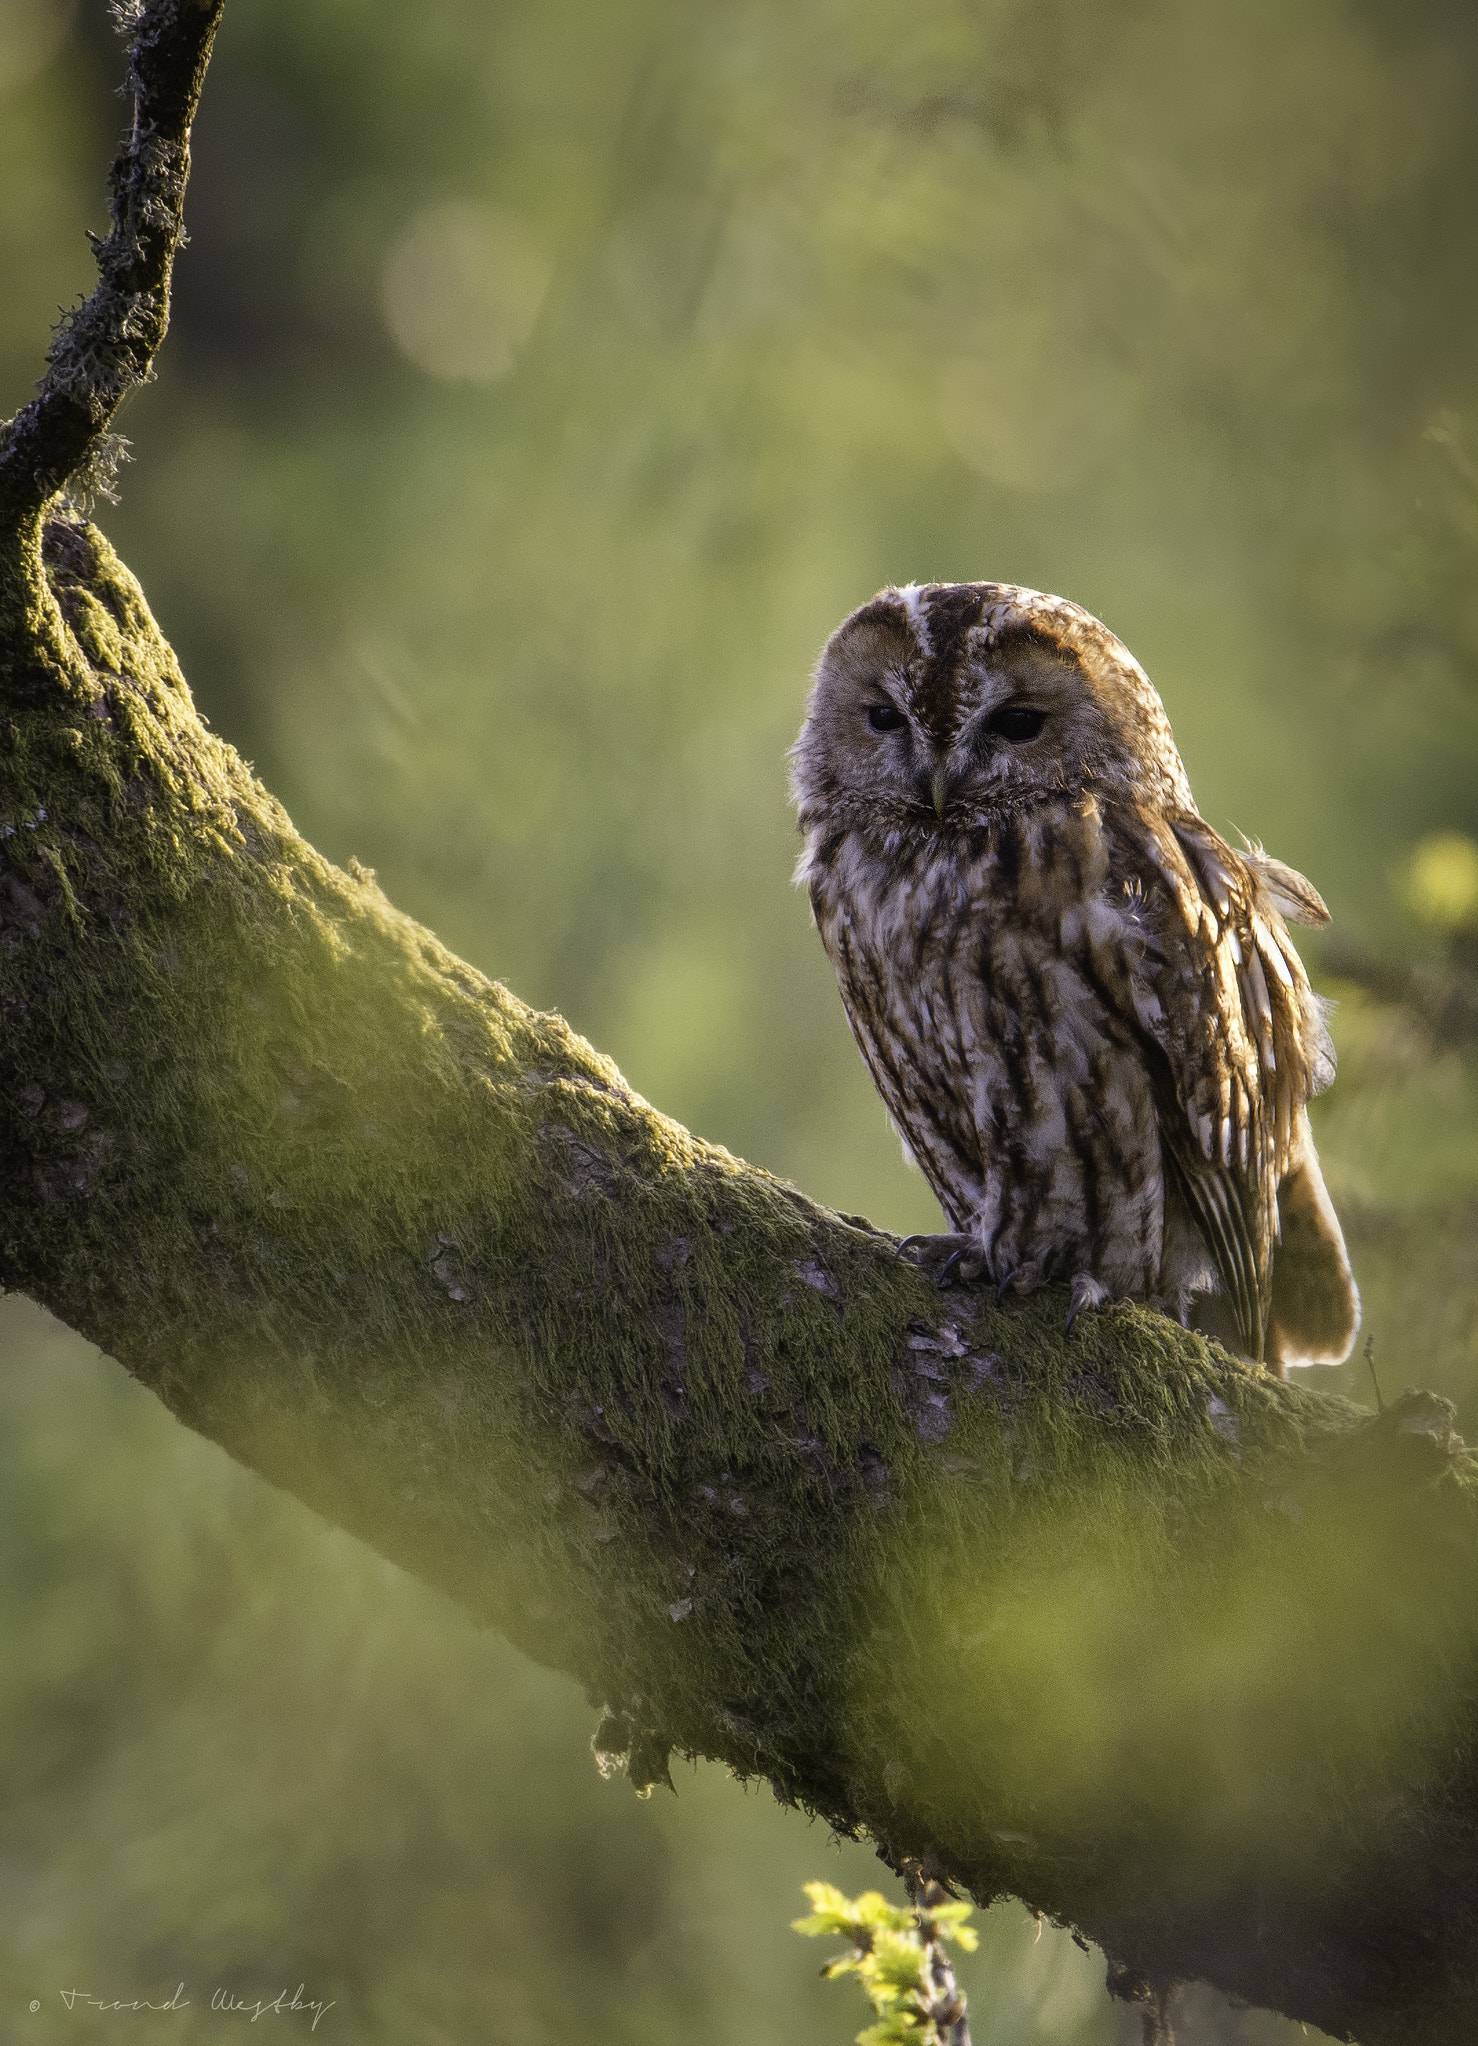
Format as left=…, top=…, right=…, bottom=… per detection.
left=1, top=1295, right=1147, bottom=2045
left=1, top=0, right=1475, bottom=2037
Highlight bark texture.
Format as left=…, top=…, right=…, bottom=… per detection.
left=3, top=8, right=1478, bottom=2043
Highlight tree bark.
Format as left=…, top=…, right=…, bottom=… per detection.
left=2, top=9, right=1476, bottom=2042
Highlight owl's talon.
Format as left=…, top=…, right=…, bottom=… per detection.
left=896, top=1232, right=985, bottom=1286
left=1066, top=1272, right=1111, bottom=1330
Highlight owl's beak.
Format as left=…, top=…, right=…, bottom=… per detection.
left=930, top=765, right=950, bottom=817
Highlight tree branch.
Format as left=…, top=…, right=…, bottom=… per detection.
left=0, top=0, right=223, bottom=675
left=3, top=16, right=1476, bottom=2046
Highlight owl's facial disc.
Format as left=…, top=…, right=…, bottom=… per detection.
left=792, top=582, right=1200, bottom=848
left=860, top=697, right=1048, bottom=819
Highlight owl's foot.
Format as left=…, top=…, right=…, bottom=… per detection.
left=897, top=1232, right=989, bottom=1287
left=1066, top=1271, right=1110, bottom=1330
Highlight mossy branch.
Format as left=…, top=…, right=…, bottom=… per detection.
left=3, top=16, right=1478, bottom=2046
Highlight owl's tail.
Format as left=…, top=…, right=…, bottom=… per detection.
left=1268, top=1118, right=1361, bottom=1372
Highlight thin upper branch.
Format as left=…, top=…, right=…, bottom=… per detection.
left=0, top=0, right=224, bottom=542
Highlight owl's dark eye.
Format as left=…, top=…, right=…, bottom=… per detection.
left=866, top=704, right=907, bottom=734
left=984, top=705, right=1045, bottom=743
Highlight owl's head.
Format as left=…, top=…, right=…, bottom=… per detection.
left=790, top=582, right=1194, bottom=843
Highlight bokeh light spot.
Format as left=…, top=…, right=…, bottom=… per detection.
left=379, top=200, right=552, bottom=384
left=1407, top=831, right=1478, bottom=933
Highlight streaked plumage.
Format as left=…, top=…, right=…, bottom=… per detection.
left=791, top=581, right=1359, bottom=1373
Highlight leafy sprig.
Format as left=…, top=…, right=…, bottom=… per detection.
left=794, top=1879, right=976, bottom=2046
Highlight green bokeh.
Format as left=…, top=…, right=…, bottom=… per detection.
left=2, top=0, right=1476, bottom=2038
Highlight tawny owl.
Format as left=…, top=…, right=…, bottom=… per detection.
left=791, top=582, right=1359, bottom=1376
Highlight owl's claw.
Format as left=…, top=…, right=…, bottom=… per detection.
left=896, top=1232, right=987, bottom=1287
left=1065, top=1272, right=1111, bottom=1330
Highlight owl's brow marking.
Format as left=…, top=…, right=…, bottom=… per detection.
left=910, top=584, right=988, bottom=741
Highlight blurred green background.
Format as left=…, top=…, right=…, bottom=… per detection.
left=3, top=0, right=1478, bottom=2038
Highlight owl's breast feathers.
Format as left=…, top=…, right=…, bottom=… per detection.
left=806, top=793, right=1357, bottom=1368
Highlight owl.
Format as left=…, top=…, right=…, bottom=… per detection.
left=791, top=581, right=1359, bottom=1376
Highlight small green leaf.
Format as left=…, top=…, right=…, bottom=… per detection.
left=793, top=1880, right=975, bottom=2046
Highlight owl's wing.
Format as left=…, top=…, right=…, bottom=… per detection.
left=1106, top=808, right=1335, bottom=1361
